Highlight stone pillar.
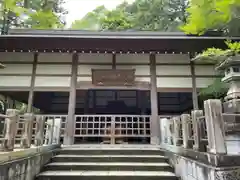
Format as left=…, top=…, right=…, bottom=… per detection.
left=173, top=116, right=181, bottom=146
left=49, top=118, right=55, bottom=144
left=20, top=113, right=34, bottom=148
left=168, top=118, right=174, bottom=145
left=64, top=53, right=78, bottom=145
left=53, top=118, right=62, bottom=144
left=191, top=110, right=205, bottom=151
left=44, top=118, right=54, bottom=145
left=160, top=117, right=167, bottom=143
left=223, top=99, right=240, bottom=154
left=27, top=53, right=37, bottom=113
left=34, top=115, right=44, bottom=146
left=181, top=114, right=191, bottom=148
left=1, top=109, right=19, bottom=151
left=204, top=99, right=227, bottom=154
left=150, top=53, right=160, bottom=144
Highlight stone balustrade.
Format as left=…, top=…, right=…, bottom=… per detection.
left=160, top=99, right=240, bottom=180
left=161, top=99, right=240, bottom=155
left=0, top=110, right=61, bottom=152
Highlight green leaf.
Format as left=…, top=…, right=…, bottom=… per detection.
left=181, top=0, right=240, bottom=35
left=199, top=78, right=228, bottom=100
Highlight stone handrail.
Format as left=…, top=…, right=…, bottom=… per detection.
left=161, top=99, right=240, bottom=180
left=161, top=99, right=237, bottom=155
left=0, top=110, right=62, bottom=152
left=0, top=114, right=15, bottom=118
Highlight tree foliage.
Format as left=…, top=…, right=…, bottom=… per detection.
left=181, top=0, right=240, bottom=100
left=199, top=78, right=228, bottom=99
left=24, top=0, right=67, bottom=29
left=101, top=9, right=133, bottom=30
left=198, top=78, right=228, bottom=108
left=181, top=0, right=240, bottom=36
left=126, top=0, right=188, bottom=31
left=193, top=40, right=240, bottom=63
left=71, top=5, right=108, bottom=30
left=70, top=0, right=189, bottom=31
left=0, top=0, right=67, bottom=32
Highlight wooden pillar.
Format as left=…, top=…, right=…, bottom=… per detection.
left=112, top=53, right=117, bottom=101
left=63, top=53, right=78, bottom=145
left=27, top=53, right=38, bottom=113
left=150, top=53, right=160, bottom=144
left=112, top=53, right=116, bottom=70
left=190, top=61, right=199, bottom=110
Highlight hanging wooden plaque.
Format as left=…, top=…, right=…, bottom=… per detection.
left=92, top=69, right=135, bottom=86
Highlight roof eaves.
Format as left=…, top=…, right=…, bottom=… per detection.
left=8, top=29, right=186, bottom=37
left=1, top=34, right=240, bottom=40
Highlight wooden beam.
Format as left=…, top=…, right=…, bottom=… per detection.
left=64, top=53, right=78, bottom=145
left=27, top=53, right=38, bottom=113
left=150, top=53, right=160, bottom=145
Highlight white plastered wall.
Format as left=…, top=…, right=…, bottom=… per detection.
left=0, top=52, right=216, bottom=89
left=0, top=53, right=33, bottom=87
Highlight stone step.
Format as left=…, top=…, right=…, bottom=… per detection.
left=59, top=148, right=165, bottom=155
left=52, top=154, right=169, bottom=163
left=36, top=171, right=177, bottom=180
left=43, top=162, right=173, bottom=172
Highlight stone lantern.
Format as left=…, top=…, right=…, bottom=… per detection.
left=216, top=56, right=240, bottom=100
left=216, top=55, right=240, bottom=154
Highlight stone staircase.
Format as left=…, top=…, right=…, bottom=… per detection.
left=35, top=146, right=177, bottom=180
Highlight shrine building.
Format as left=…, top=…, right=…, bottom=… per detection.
left=0, top=29, right=237, bottom=145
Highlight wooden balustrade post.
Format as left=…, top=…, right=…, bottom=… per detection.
left=204, top=99, right=227, bottom=154
left=1, top=109, right=19, bottom=151
left=191, top=110, right=204, bottom=151
left=181, top=114, right=191, bottom=148
left=173, top=116, right=181, bottom=146
left=34, top=115, right=44, bottom=146
left=20, top=113, right=34, bottom=148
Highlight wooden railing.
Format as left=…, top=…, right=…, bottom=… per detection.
left=74, top=114, right=151, bottom=144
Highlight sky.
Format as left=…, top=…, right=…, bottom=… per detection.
left=64, top=0, right=134, bottom=27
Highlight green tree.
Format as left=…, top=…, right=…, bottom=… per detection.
left=70, top=0, right=189, bottom=31
left=71, top=5, right=108, bottom=30
left=27, top=10, right=64, bottom=29
left=101, top=9, right=133, bottom=30
left=0, top=0, right=27, bottom=33
left=24, top=0, right=67, bottom=29
left=181, top=0, right=240, bottom=35
left=182, top=0, right=240, bottom=100
left=0, top=0, right=67, bottom=32
left=125, top=0, right=188, bottom=31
